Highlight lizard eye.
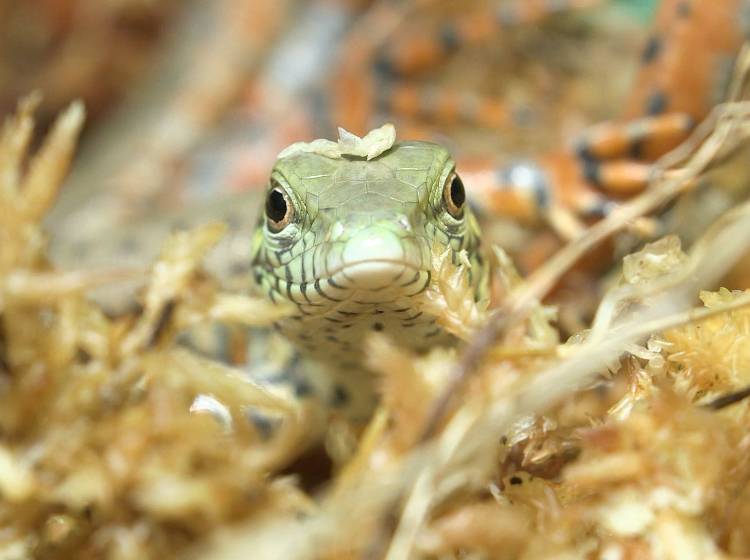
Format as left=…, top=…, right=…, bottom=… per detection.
left=265, top=184, right=294, bottom=232
left=443, top=173, right=465, bottom=218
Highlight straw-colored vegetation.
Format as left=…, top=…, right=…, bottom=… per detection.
left=3, top=81, right=750, bottom=559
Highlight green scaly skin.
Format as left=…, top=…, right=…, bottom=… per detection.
left=251, top=139, right=490, bottom=420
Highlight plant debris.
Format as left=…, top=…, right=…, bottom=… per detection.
left=3, top=86, right=750, bottom=560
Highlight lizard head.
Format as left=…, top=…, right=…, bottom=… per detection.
left=251, top=127, right=486, bottom=366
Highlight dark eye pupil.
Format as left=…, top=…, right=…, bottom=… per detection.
left=450, top=175, right=465, bottom=208
left=266, top=189, right=287, bottom=223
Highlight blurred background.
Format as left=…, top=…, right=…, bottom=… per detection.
left=0, top=0, right=655, bottom=228
left=0, top=0, right=670, bottom=308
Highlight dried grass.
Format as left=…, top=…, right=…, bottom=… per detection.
left=3, top=50, right=750, bottom=559
left=0, top=96, right=307, bottom=559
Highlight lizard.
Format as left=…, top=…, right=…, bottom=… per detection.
left=48, top=123, right=493, bottom=449
left=246, top=124, right=490, bottom=433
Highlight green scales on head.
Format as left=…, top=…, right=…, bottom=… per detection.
left=251, top=125, right=490, bottom=415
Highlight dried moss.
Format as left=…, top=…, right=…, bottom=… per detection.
left=2, top=90, right=750, bottom=560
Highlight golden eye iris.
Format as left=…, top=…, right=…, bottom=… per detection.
left=443, top=173, right=465, bottom=218
left=265, top=185, right=294, bottom=232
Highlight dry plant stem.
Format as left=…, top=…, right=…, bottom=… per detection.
left=591, top=202, right=750, bottom=341
left=487, top=345, right=558, bottom=360
left=0, top=93, right=41, bottom=200
left=2, top=268, right=141, bottom=305
left=631, top=290, right=750, bottom=338
left=499, top=280, right=750, bottom=428
left=383, top=470, right=434, bottom=560
left=419, top=99, right=750, bottom=442
left=384, top=236, right=750, bottom=560
left=333, top=408, right=389, bottom=496
left=197, top=210, right=750, bottom=560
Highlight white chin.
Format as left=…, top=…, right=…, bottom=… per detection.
left=335, top=261, right=413, bottom=291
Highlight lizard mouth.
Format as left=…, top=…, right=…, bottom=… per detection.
left=254, top=227, right=431, bottom=309
left=321, top=227, right=429, bottom=294
left=330, top=259, right=423, bottom=291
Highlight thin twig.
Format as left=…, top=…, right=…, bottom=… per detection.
left=418, top=102, right=750, bottom=442
left=704, top=385, right=750, bottom=410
